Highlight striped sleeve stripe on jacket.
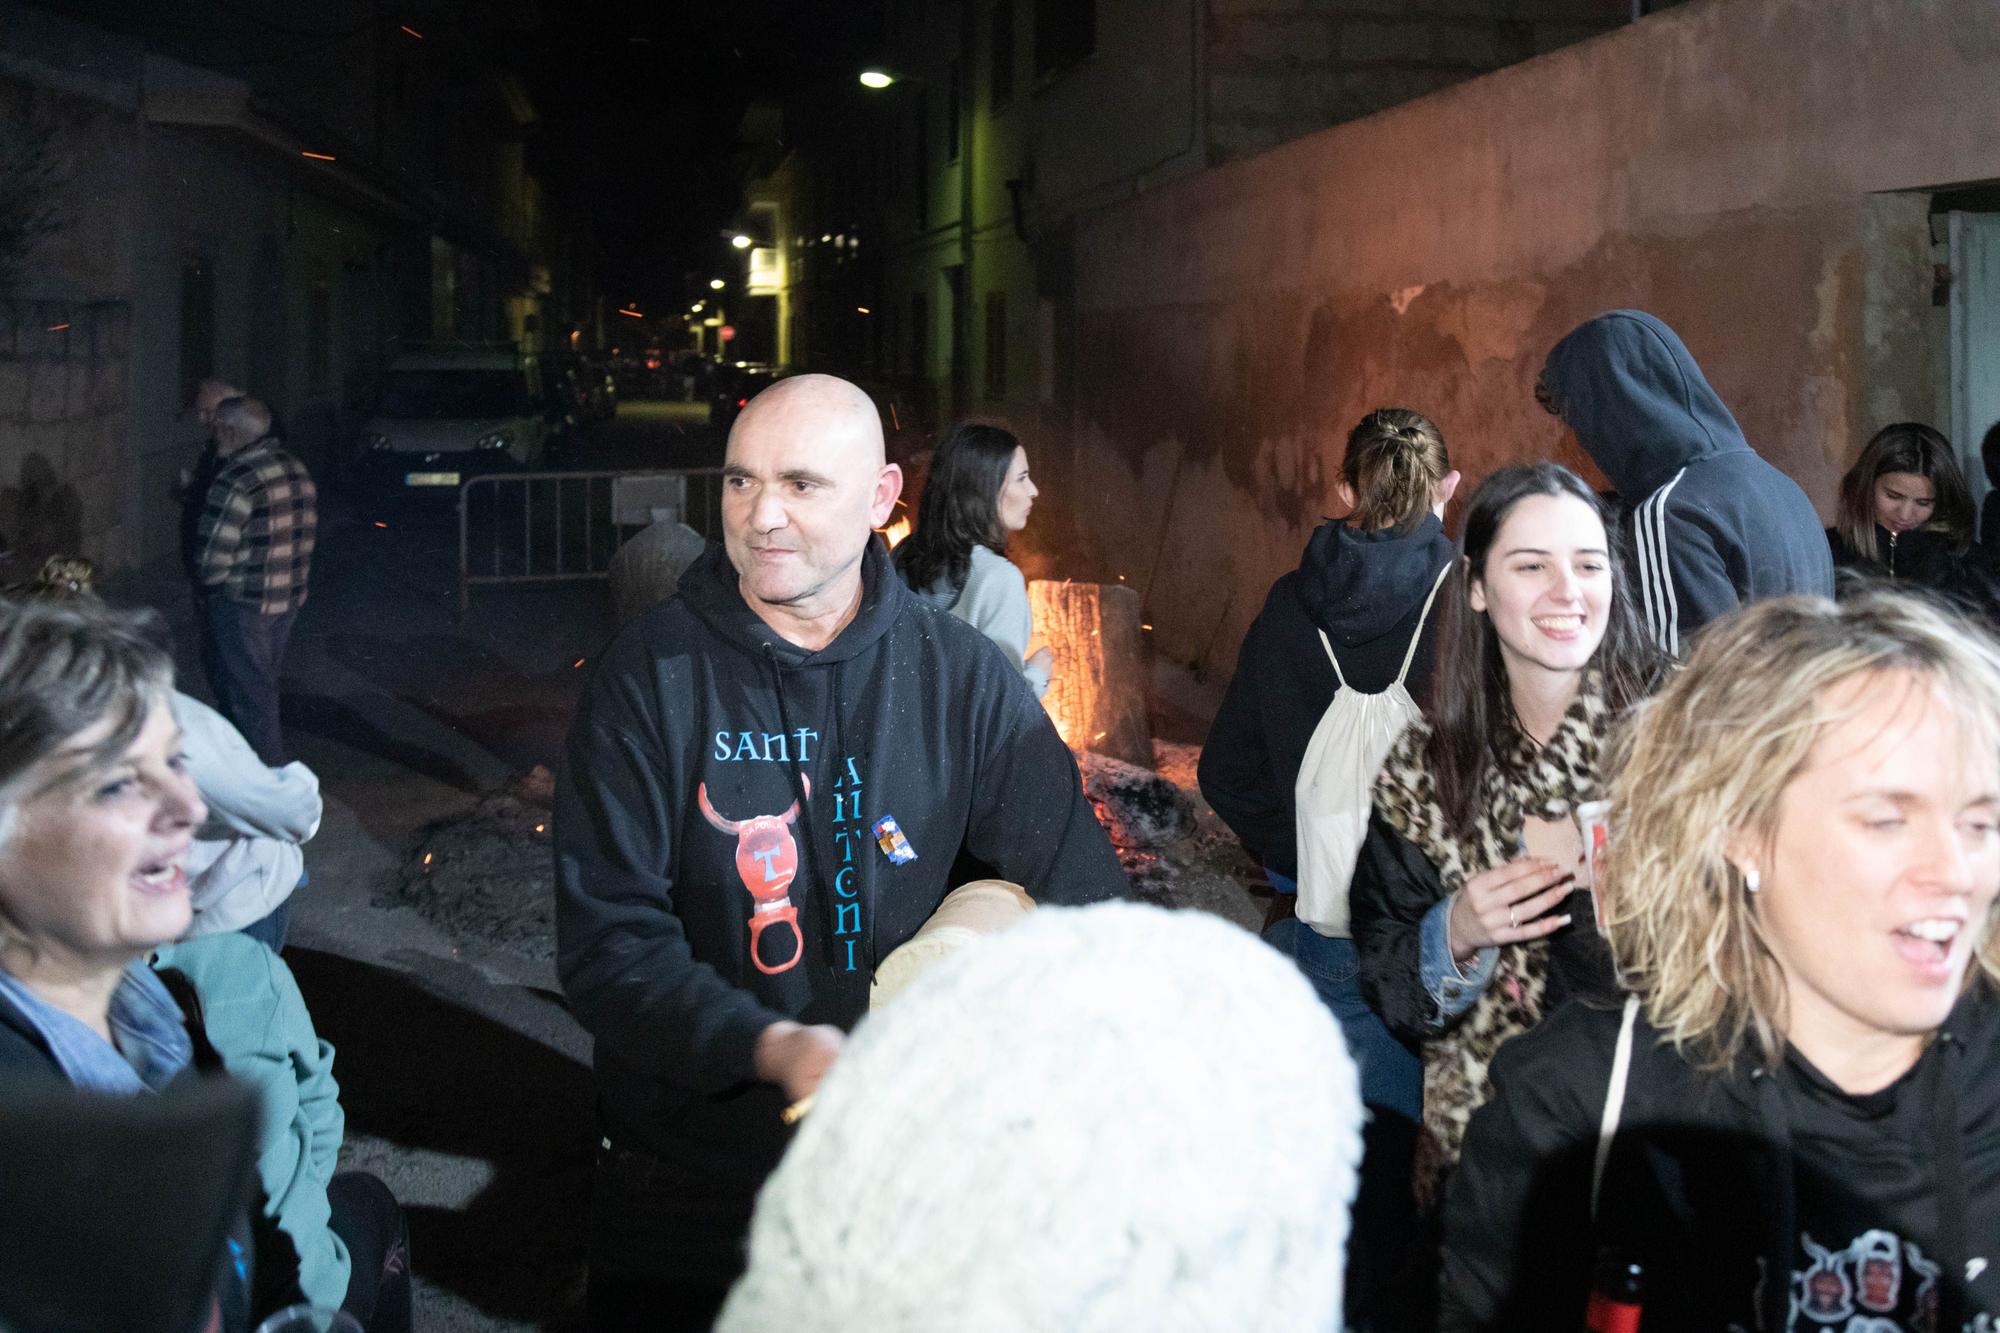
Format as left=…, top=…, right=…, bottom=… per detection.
left=1632, top=467, right=1687, bottom=658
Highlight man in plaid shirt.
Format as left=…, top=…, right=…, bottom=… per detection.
left=189, top=396, right=316, bottom=764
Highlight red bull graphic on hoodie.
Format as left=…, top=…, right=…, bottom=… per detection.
left=698, top=778, right=808, bottom=975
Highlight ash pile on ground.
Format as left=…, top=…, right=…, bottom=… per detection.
left=377, top=766, right=560, bottom=962
left=1113, top=742, right=1266, bottom=933
left=381, top=745, right=1267, bottom=960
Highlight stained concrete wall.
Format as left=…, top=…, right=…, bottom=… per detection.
left=1205, top=0, right=1630, bottom=164
left=0, top=300, right=133, bottom=570
left=1056, top=0, right=2000, bottom=710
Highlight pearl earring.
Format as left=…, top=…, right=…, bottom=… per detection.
left=1743, top=866, right=1761, bottom=894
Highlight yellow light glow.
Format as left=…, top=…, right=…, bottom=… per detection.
left=709, top=278, right=726, bottom=290
left=731, top=234, right=753, bottom=249
left=859, top=69, right=896, bottom=89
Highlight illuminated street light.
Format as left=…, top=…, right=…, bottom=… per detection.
left=709, top=278, right=726, bottom=290
left=858, top=69, right=896, bottom=89
left=731, top=234, right=753, bottom=249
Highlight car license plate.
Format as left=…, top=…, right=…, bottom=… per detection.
left=405, top=471, right=460, bottom=487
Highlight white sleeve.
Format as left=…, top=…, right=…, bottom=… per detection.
left=952, top=548, right=1048, bottom=698
left=174, top=692, right=323, bottom=844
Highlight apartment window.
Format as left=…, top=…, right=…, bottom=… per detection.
left=946, top=61, right=961, bottom=162
left=984, top=292, right=1007, bottom=399
left=1033, top=0, right=1095, bottom=79
left=990, top=1, right=1015, bottom=110
left=178, top=259, right=215, bottom=405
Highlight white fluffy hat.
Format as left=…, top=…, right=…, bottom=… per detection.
left=718, top=902, right=1362, bottom=1332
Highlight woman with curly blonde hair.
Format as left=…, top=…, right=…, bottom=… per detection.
left=1440, top=590, right=2000, bottom=1332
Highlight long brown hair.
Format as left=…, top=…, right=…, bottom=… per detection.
left=1835, top=422, right=1974, bottom=562
left=1424, top=464, right=1662, bottom=826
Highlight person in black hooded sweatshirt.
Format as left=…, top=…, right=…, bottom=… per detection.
left=554, top=373, right=1130, bottom=1331
left=1200, top=407, right=1458, bottom=1329
left=1537, top=309, right=1832, bottom=657
left=1441, top=592, right=2000, bottom=1333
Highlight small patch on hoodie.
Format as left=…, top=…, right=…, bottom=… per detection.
left=873, top=815, right=917, bottom=864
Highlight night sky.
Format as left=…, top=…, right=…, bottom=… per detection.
left=501, top=0, right=885, bottom=312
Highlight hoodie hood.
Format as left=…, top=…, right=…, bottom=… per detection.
left=678, top=533, right=910, bottom=668
left=1293, top=513, right=1455, bottom=650
left=1540, top=310, right=1751, bottom=500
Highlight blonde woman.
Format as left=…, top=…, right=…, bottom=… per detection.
left=1440, top=591, right=2000, bottom=1332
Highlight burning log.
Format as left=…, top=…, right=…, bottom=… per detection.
left=1030, top=579, right=1152, bottom=769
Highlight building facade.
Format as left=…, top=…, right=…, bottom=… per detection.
left=0, top=0, right=580, bottom=574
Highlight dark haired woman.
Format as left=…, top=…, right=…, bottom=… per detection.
left=895, top=422, right=1052, bottom=698
left=1828, top=421, right=1997, bottom=617
left=1200, top=407, right=1459, bottom=1328
left=1351, top=463, right=1663, bottom=1202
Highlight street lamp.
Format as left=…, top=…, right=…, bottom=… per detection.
left=858, top=68, right=896, bottom=89
left=709, top=278, right=726, bottom=291
left=731, top=234, right=753, bottom=249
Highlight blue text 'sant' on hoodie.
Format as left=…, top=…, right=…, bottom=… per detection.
left=1540, top=311, right=1834, bottom=655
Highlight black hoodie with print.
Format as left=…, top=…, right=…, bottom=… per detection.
left=1199, top=514, right=1455, bottom=879
left=1541, top=311, right=1833, bottom=656
left=1441, top=988, right=2000, bottom=1332
left=553, top=536, right=1129, bottom=1279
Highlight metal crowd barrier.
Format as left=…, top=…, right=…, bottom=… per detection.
left=457, top=467, right=724, bottom=613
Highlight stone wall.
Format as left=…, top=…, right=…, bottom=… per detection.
left=1206, top=0, right=1631, bottom=163
left=0, top=299, right=134, bottom=575
left=1052, top=0, right=2000, bottom=713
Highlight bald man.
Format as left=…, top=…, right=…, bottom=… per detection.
left=188, top=396, right=316, bottom=764
left=554, top=374, right=1130, bottom=1329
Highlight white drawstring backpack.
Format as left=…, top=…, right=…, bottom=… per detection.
left=1293, top=562, right=1451, bottom=938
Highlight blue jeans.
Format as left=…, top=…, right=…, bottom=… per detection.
left=1263, top=880, right=1421, bottom=1124
left=195, top=591, right=296, bottom=766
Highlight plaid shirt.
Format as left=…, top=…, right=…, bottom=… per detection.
left=194, top=438, right=317, bottom=614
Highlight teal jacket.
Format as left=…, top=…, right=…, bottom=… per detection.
left=154, top=934, right=351, bottom=1308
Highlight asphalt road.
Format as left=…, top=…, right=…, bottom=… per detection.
left=123, top=397, right=718, bottom=1331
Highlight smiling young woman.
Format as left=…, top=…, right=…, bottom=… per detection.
left=1349, top=462, right=1663, bottom=1212
left=1441, top=591, right=2000, bottom=1332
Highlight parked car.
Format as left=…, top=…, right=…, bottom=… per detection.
left=708, top=363, right=784, bottom=432
left=358, top=343, right=554, bottom=498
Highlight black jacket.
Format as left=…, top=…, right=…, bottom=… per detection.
left=1440, top=989, right=2000, bottom=1332
left=0, top=978, right=266, bottom=1332
left=1829, top=523, right=2000, bottom=622
left=1541, top=311, right=1833, bottom=655
left=1350, top=814, right=1615, bottom=1045
left=553, top=536, right=1129, bottom=1278
left=1198, top=515, right=1454, bottom=878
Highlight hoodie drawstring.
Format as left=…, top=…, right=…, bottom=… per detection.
left=763, top=644, right=842, bottom=973
left=762, top=646, right=879, bottom=982
left=1930, top=1032, right=1969, bottom=1332
left=1753, top=1068, right=1797, bottom=1333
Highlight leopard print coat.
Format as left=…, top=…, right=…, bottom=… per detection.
left=1372, top=679, right=1609, bottom=1199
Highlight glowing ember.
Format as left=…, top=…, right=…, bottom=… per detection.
left=422, top=852, right=433, bottom=866
left=534, top=823, right=546, bottom=833
left=573, top=658, right=586, bottom=668
left=879, top=515, right=913, bottom=548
